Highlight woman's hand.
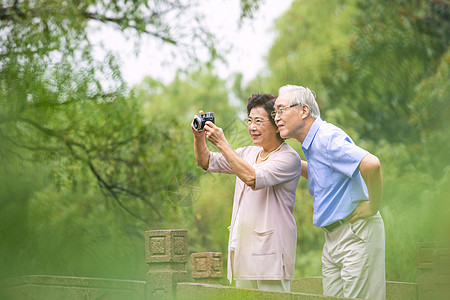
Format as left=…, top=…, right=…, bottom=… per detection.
left=204, top=121, right=256, bottom=189
left=192, top=110, right=210, bottom=170
left=191, top=110, right=206, bottom=137
left=204, top=122, right=227, bottom=148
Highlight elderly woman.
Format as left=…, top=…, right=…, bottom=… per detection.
left=191, top=94, right=304, bottom=292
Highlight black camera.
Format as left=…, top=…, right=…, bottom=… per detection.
left=193, top=112, right=215, bottom=131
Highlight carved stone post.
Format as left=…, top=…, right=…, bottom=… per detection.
left=190, top=252, right=223, bottom=284
left=416, top=242, right=450, bottom=300
left=145, top=230, right=189, bottom=300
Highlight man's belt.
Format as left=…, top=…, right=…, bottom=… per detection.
left=322, top=219, right=346, bottom=233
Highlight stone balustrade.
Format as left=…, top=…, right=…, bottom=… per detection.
left=190, top=252, right=223, bottom=284
left=1, top=229, right=449, bottom=300
left=416, top=242, right=450, bottom=300
left=145, top=229, right=189, bottom=300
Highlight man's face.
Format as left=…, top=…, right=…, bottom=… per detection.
left=274, top=91, right=302, bottom=139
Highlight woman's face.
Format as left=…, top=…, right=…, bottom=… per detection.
left=247, top=106, right=279, bottom=148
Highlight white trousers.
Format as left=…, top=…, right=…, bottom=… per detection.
left=322, top=212, right=385, bottom=300
left=235, top=279, right=291, bottom=292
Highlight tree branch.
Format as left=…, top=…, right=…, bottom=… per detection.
left=86, top=160, right=152, bottom=224
left=81, top=11, right=177, bottom=44
left=15, top=117, right=164, bottom=222
left=18, top=117, right=88, bottom=151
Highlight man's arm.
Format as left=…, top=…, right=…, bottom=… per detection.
left=301, top=160, right=308, bottom=179
left=349, top=153, right=383, bottom=222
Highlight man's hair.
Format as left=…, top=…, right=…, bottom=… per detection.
left=278, top=85, right=321, bottom=118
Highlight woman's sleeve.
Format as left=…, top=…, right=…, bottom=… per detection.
left=206, top=147, right=247, bottom=175
left=253, top=150, right=302, bottom=190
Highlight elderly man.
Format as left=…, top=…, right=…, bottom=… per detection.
left=273, top=85, right=385, bottom=300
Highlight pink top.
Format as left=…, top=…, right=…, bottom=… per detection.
left=207, top=142, right=302, bottom=282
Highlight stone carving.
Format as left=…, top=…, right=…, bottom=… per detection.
left=145, top=230, right=188, bottom=264
left=145, top=230, right=189, bottom=300
left=416, top=242, right=450, bottom=300
left=191, top=252, right=223, bottom=284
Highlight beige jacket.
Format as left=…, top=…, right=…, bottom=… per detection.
left=207, top=143, right=302, bottom=282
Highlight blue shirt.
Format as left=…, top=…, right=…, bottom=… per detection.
left=301, top=118, right=369, bottom=227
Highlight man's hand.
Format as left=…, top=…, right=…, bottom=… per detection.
left=348, top=201, right=378, bottom=223
left=349, top=153, right=382, bottom=223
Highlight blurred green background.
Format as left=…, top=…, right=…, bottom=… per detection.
left=1, top=0, right=449, bottom=285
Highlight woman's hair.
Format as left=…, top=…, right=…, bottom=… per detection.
left=278, top=85, right=320, bottom=118
left=246, top=93, right=283, bottom=141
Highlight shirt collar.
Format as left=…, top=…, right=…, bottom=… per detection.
left=302, top=117, right=324, bottom=150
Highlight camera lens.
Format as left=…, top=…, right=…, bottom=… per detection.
left=193, top=117, right=202, bottom=130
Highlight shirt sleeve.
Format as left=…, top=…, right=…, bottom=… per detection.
left=327, top=133, right=369, bottom=178
left=253, top=148, right=302, bottom=190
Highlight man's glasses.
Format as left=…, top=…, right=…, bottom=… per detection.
left=244, top=118, right=271, bottom=126
left=270, top=104, right=299, bottom=118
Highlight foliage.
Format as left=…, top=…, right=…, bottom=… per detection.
left=243, top=0, right=358, bottom=105
left=0, top=64, right=243, bottom=279
left=410, top=50, right=450, bottom=177
left=0, top=0, right=262, bottom=219
left=0, top=0, right=262, bottom=279
left=322, top=0, right=449, bottom=143
left=132, top=65, right=248, bottom=251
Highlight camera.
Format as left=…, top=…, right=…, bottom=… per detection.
left=193, top=112, right=215, bottom=131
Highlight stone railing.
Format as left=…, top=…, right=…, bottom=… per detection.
left=191, top=252, right=223, bottom=285
left=416, top=242, right=450, bottom=300
left=0, top=275, right=146, bottom=300
left=145, top=229, right=189, bottom=299
left=1, top=230, right=449, bottom=300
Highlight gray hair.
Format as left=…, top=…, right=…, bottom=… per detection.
left=278, top=85, right=320, bottom=118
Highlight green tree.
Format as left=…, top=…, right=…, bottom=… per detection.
left=409, top=50, right=450, bottom=177
left=0, top=0, right=262, bottom=221
left=0, top=0, right=263, bottom=279
left=131, top=66, right=273, bottom=285
left=323, top=0, right=449, bottom=143
left=0, top=64, right=246, bottom=279
left=243, top=0, right=358, bottom=106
